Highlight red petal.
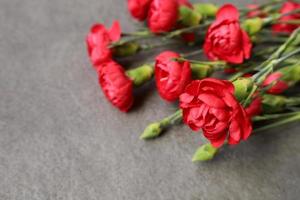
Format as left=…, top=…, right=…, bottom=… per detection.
left=109, top=21, right=121, bottom=42
left=216, top=4, right=239, bottom=22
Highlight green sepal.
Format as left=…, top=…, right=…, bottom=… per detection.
left=280, top=64, right=300, bottom=83
left=191, top=63, right=214, bottom=79
left=262, top=94, right=287, bottom=114
left=233, top=78, right=254, bottom=102
left=179, top=6, right=202, bottom=27
left=192, top=143, right=218, bottom=162
left=193, top=3, right=218, bottom=17
left=242, top=17, right=263, bottom=36
left=126, top=64, right=154, bottom=87
left=113, top=42, right=140, bottom=57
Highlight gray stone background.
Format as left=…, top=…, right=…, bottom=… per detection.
left=1, top=0, right=300, bottom=199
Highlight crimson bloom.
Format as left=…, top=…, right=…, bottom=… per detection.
left=272, top=1, right=300, bottom=33
left=86, top=21, right=121, bottom=69
left=203, top=4, right=252, bottom=64
left=179, top=78, right=252, bottom=147
left=148, top=0, right=179, bottom=33
left=262, top=72, right=289, bottom=94
left=155, top=51, right=191, bottom=101
left=98, top=60, right=133, bottom=112
left=128, top=0, right=153, bottom=21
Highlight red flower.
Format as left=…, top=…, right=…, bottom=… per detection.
left=179, top=78, right=252, bottom=147
left=98, top=60, right=133, bottom=112
left=262, top=72, right=289, bottom=94
left=155, top=51, right=191, bottom=101
left=128, top=0, right=152, bottom=21
left=148, top=0, right=179, bottom=33
left=246, top=4, right=267, bottom=18
left=203, top=4, right=252, bottom=64
left=86, top=21, right=121, bottom=69
left=245, top=97, right=262, bottom=118
left=272, top=1, right=300, bottom=33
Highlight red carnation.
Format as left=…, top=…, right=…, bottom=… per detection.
left=203, top=4, right=252, bottom=64
left=262, top=72, right=289, bottom=94
left=155, top=51, right=191, bottom=101
left=245, top=97, right=262, bottom=118
left=128, top=0, right=152, bottom=21
left=246, top=4, right=267, bottom=18
left=148, top=0, right=179, bottom=33
left=86, top=21, right=121, bottom=69
left=272, top=1, right=300, bottom=33
left=98, top=60, right=133, bottom=112
left=179, top=78, right=252, bottom=147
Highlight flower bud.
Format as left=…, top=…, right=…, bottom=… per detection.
left=280, top=64, right=300, bottom=83
left=192, top=143, right=218, bottom=162
left=113, top=42, right=140, bottom=57
left=193, top=3, right=218, bottom=17
left=190, top=63, right=214, bottom=79
left=140, top=122, right=162, bottom=139
left=126, top=64, right=154, bottom=87
left=262, top=94, right=286, bottom=114
left=233, top=78, right=254, bottom=102
left=179, top=6, right=202, bottom=27
left=242, top=17, right=263, bottom=36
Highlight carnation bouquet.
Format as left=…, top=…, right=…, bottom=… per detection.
left=85, top=0, right=300, bottom=162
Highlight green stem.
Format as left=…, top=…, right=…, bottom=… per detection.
left=240, top=0, right=283, bottom=17
left=180, top=49, right=203, bottom=58
left=254, top=113, right=300, bottom=133
left=161, top=110, right=183, bottom=128
left=175, top=57, right=226, bottom=66
left=163, top=22, right=210, bottom=40
left=286, top=97, right=300, bottom=107
left=276, top=48, right=300, bottom=64
left=253, top=111, right=300, bottom=122
left=139, top=40, right=182, bottom=51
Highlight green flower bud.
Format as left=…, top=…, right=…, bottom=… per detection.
left=192, top=143, right=218, bottom=162
left=193, top=3, right=218, bottom=17
left=140, top=122, right=162, bottom=140
left=190, top=63, right=214, bottom=79
left=242, top=17, right=263, bottom=36
left=126, top=64, right=154, bottom=87
left=179, top=6, right=202, bottom=27
left=262, top=94, right=286, bottom=114
left=113, top=42, right=140, bottom=57
left=280, top=64, right=300, bottom=83
left=233, top=78, right=254, bottom=102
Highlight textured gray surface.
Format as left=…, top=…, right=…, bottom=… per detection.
left=1, top=0, right=300, bottom=199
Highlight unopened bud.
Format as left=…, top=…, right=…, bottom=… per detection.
left=179, top=6, right=202, bottom=27
left=113, top=42, right=140, bottom=57
left=242, top=17, right=263, bottom=36
left=192, top=143, right=218, bottom=162
left=193, top=3, right=218, bottom=17
left=191, top=63, right=214, bottom=79
left=140, top=122, right=162, bottom=140
left=262, top=94, right=286, bottom=114
left=126, top=64, right=154, bottom=87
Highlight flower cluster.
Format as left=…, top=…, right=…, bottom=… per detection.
left=86, top=1, right=300, bottom=162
